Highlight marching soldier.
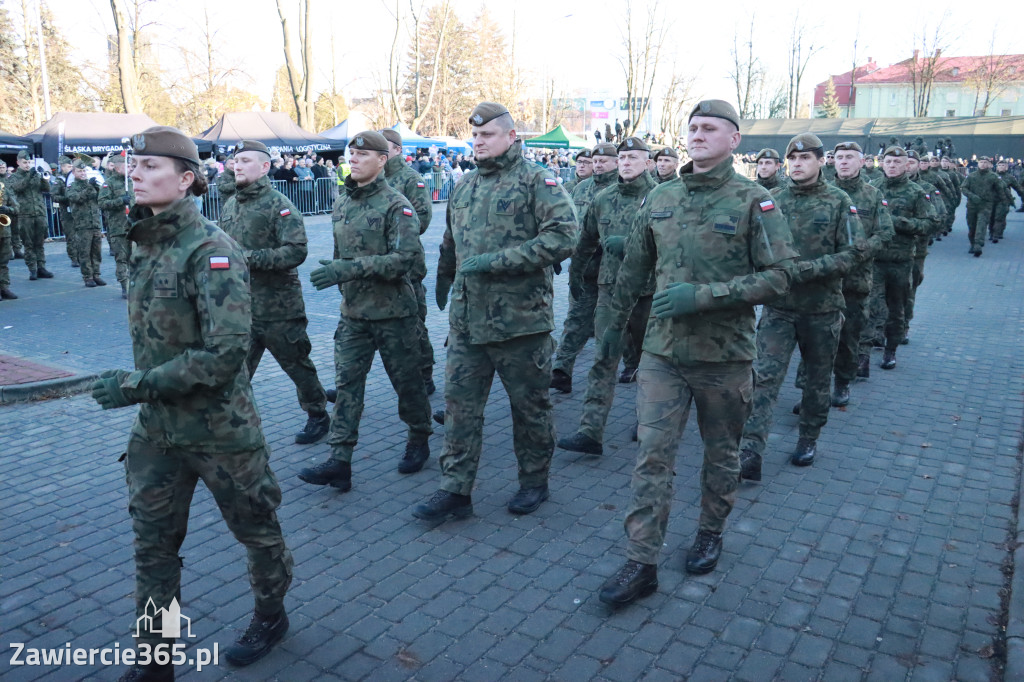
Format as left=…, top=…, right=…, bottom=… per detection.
left=962, top=156, right=1002, bottom=257
left=903, top=151, right=945, bottom=340
left=993, top=159, right=1022, bottom=242
left=98, top=154, right=134, bottom=297
left=8, top=151, right=53, bottom=280
left=66, top=159, right=106, bottom=287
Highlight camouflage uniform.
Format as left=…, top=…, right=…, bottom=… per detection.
left=821, top=164, right=837, bottom=183
left=756, top=173, right=780, bottom=191
left=383, top=153, right=434, bottom=382
left=118, top=197, right=292, bottom=651
left=570, top=170, right=657, bottom=443
left=216, top=167, right=236, bottom=201
left=921, top=166, right=957, bottom=235
left=219, top=174, right=327, bottom=418
left=905, top=171, right=945, bottom=326
left=437, top=140, right=576, bottom=496
left=607, top=156, right=795, bottom=563
left=962, top=168, right=1002, bottom=253
left=739, top=174, right=866, bottom=457
left=0, top=181, right=12, bottom=292
left=97, top=171, right=134, bottom=289
left=992, top=170, right=1022, bottom=240
left=550, top=169, right=616, bottom=377
left=66, top=177, right=104, bottom=282
left=50, top=172, right=76, bottom=262
left=7, top=167, right=50, bottom=275
left=862, top=165, right=884, bottom=184
left=324, top=174, right=432, bottom=464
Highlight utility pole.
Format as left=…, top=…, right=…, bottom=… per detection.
left=35, top=0, right=51, bottom=119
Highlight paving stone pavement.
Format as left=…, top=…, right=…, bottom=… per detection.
left=1, top=203, right=1021, bottom=681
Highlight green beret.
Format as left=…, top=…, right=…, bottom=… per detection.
left=48, top=162, right=57, bottom=170
left=785, top=133, right=823, bottom=157
left=755, top=148, right=780, bottom=162
left=883, top=146, right=907, bottom=158
left=653, top=147, right=679, bottom=160
left=833, top=141, right=862, bottom=154
left=617, top=137, right=649, bottom=153
left=574, top=149, right=592, bottom=160
left=978, top=155, right=992, bottom=162
left=109, top=153, right=126, bottom=165
left=688, top=99, right=740, bottom=129
left=468, top=102, right=511, bottom=127
left=235, top=139, right=270, bottom=156
left=16, top=150, right=31, bottom=161
left=592, top=142, right=618, bottom=158
left=72, top=160, right=89, bottom=170
left=906, top=149, right=920, bottom=160
left=349, top=131, right=389, bottom=153
left=131, top=126, right=201, bottom=165
left=58, top=155, right=73, bottom=165
left=380, top=129, right=402, bottom=147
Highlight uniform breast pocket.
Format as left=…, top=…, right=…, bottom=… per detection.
left=493, top=198, right=517, bottom=216
left=711, top=213, right=739, bottom=236
left=153, top=272, right=178, bottom=298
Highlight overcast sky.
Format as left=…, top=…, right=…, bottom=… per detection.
left=43, top=0, right=1024, bottom=118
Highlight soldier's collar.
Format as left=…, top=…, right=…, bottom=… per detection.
left=593, top=168, right=618, bottom=186
left=344, top=173, right=386, bottom=198
left=475, top=140, right=522, bottom=176
left=618, top=171, right=655, bottom=196
left=235, top=174, right=270, bottom=200
left=127, top=197, right=201, bottom=245
left=384, top=154, right=407, bottom=176
left=680, top=156, right=734, bottom=189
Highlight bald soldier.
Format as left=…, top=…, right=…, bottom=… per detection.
left=754, top=148, right=782, bottom=190
left=652, top=147, right=679, bottom=184
left=414, top=102, right=576, bottom=522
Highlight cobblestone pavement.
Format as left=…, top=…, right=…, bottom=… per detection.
left=1, top=205, right=1021, bottom=681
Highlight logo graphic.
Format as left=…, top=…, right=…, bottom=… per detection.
left=134, top=598, right=194, bottom=639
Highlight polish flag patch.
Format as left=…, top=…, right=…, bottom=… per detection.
left=280, top=208, right=291, bottom=217
left=849, top=205, right=858, bottom=214
left=924, top=194, right=931, bottom=200
left=881, top=199, right=888, bottom=206
left=209, top=256, right=230, bottom=270
left=545, top=178, right=558, bottom=186
left=416, top=182, right=425, bottom=188
left=759, top=199, right=775, bottom=212
left=403, top=207, right=414, bottom=217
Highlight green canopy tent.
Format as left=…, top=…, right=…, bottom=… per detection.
left=523, top=124, right=590, bottom=149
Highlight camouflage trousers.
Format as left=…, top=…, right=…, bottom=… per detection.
left=76, top=228, right=103, bottom=280
left=624, top=356, right=751, bottom=564
left=9, top=215, right=21, bottom=251
left=990, top=201, right=1010, bottom=240
left=439, top=330, right=555, bottom=497
left=833, top=293, right=868, bottom=385
left=414, top=279, right=435, bottom=380
left=862, top=260, right=913, bottom=353
left=124, top=435, right=293, bottom=650
left=905, top=255, right=926, bottom=324
left=20, top=214, right=47, bottom=272
left=740, top=307, right=843, bottom=456
left=61, top=210, right=76, bottom=261
left=966, top=204, right=993, bottom=252
left=327, top=315, right=432, bottom=463
left=579, top=287, right=652, bottom=442
left=109, top=234, right=131, bottom=286
left=0, top=223, right=9, bottom=287
left=551, top=277, right=598, bottom=376
left=246, top=317, right=327, bottom=416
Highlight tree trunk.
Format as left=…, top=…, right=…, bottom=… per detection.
left=275, top=0, right=309, bottom=127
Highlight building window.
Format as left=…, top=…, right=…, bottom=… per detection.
left=1002, top=109, right=1012, bottom=116
left=889, top=91, right=897, bottom=106
left=951, top=67, right=959, bottom=76
left=946, top=109, right=956, bottom=117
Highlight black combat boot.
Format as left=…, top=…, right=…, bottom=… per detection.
left=831, top=382, right=850, bottom=407
left=557, top=432, right=603, bottom=455
left=413, top=490, right=472, bottom=521
left=325, top=388, right=337, bottom=402
left=0, top=287, right=17, bottom=300
left=739, top=448, right=761, bottom=482
left=618, top=366, right=638, bottom=383
left=881, top=349, right=896, bottom=370
left=295, top=412, right=330, bottom=444
left=28, top=267, right=37, bottom=280
left=685, top=529, right=723, bottom=574
left=507, top=484, right=548, bottom=514
left=398, top=440, right=429, bottom=474
left=93, top=276, right=107, bottom=286
left=117, top=662, right=174, bottom=682
left=432, top=409, right=445, bottom=425
left=856, top=354, right=870, bottom=379
left=224, top=609, right=289, bottom=666
left=791, top=437, right=816, bottom=466
left=550, top=368, right=572, bottom=393
left=70, top=260, right=79, bottom=267
left=297, top=459, right=351, bottom=491
left=12, top=248, right=23, bottom=259
left=792, top=401, right=801, bottom=415
left=599, top=560, right=658, bottom=606
left=84, top=279, right=97, bottom=287
left=36, top=266, right=53, bottom=278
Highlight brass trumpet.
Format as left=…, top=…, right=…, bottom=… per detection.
left=0, top=183, right=10, bottom=227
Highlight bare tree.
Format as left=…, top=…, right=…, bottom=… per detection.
left=907, top=13, right=955, bottom=117
left=730, top=17, right=763, bottom=119
left=785, top=13, right=823, bottom=118
left=658, top=64, right=697, bottom=140
left=275, top=0, right=315, bottom=128
left=109, top=0, right=142, bottom=113
left=619, top=0, right=665, bottom=137
left=408, top=0, right=451, bottom=132
left=967, top=31, right=1022, bottom=115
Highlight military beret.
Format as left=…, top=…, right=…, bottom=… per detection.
left=688, top=99, right=740, bottom=129
left=785, top=133, right=823, bottom=157
left=653, top=147, right=679, bottom=160
left=48, top=162, right=57, bottom=170
left=574, top=149, right=592, bottom=160
left=16, top=150, right=31, bottom=161
left=75, top=153, right=96, bottom=165
left=617, top=137, right=649, bottom=153
left=379, top=129, right=403, bottom=147
left=978, top=155, right=992, bottom=162
left=833, top=141, right=862, bottom=154
left=755, top=148, right=780, bottom=161
left=109, top=153, right=126, bottom=165
left=58, top=155, right=73, bottom=165
left=235, top=139, right=271, bottom=156
left=72, top=160, right=89, bottom=170
left=130, top=126, right=201, bottom=165
left=468, top=102, right=511, bottom=127
left=349, top=131, right=389, bottom=153
left=883, top=146, right=907, bottom=158
left=906, top=149, right=920, bottom=160
left=592, top=142, right=618, bottom=158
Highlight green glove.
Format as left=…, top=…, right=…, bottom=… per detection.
left=436, top=275, right=453, bottom=310
left=459, top=253, right=495, bottom=274
left=597, top=327, right=624, bottom=360
left=91, top=370, right=136, bottom=410
left=310, top=259, right=356, bottom=290
left=652, top=282, right=698, bottom=319
left=603, top=235, right=626, bottom=258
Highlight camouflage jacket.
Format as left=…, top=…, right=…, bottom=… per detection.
left=439, top=140, right=577, bottom=344
left=655, top=170, right=678, bottom=185
left=8, top=168, right=49, bottom=216
left=862, top=166, right=884, bottom=184
left=756, top=174, right=780, bottom=191
left=770, top=174, right=866, bottom=314
left=997, top=170, right=1023, bottom=204
left=66, top=177, right=102, bottom=231
left=610, top=156, right=796, bottom=364
left=569, top=168, right=617, bottom=281
left=908, top=172, right=945, bottom=255
left=876, top=173, right=933, bottom=262
left=330, top=173, right=424, bottom=321
left=834, top=173, right=895, bottom=294
left=97, top=172, right=133, bottom=237
left=123, top=197, right=264, bottom=453
left=384, top=154, right=432, bottom=235
left=571, top=171, right=656, bottom=293
left=940, top=167, right=962, bottom=197
left=564, top=171, right=589, bottom=194
left=49, top=174, right=67, bottom=209
left=920, top=168, right=957, bottom=215
left=219, top=174, right=308, bottom=321
left=216, top=168, right=236, bottom=200
left=962, top=168, right=1002, bottom=206
left=822, top=164, right=837, bottom=183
